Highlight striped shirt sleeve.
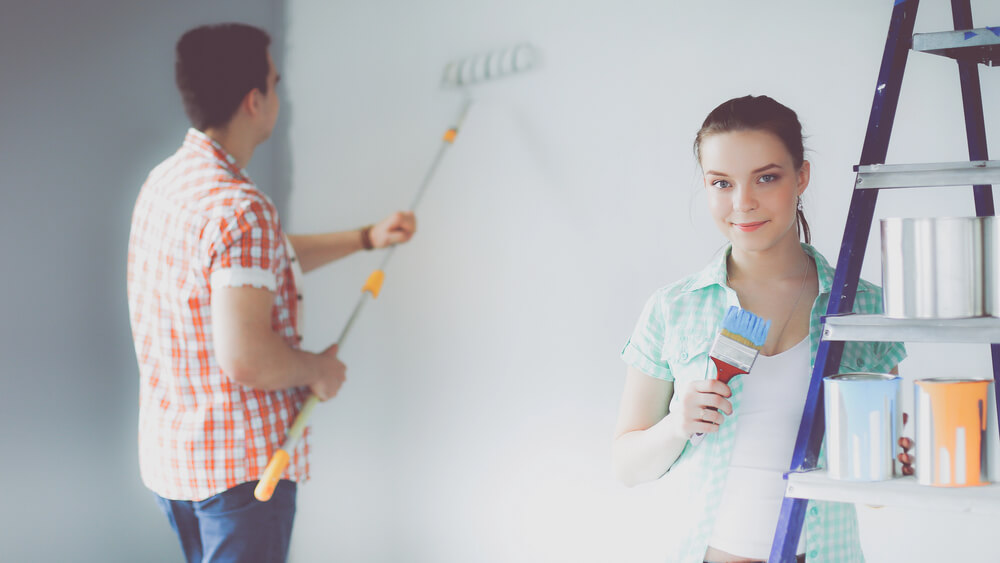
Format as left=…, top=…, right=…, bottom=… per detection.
left=866, top=339, right=907, bottom=374
left=622, top=292, right=674, bottom=381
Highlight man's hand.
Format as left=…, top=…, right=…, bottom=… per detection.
left=370, top=211, right=416, bottom=249
left=311, top=343, right=347, bottom=401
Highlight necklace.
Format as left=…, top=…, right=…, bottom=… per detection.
left=727, top=253, right=811, bottom=355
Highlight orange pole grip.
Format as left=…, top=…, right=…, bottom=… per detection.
left=254, top=449, right=290, bottom=501
left=442, top=128, right=457, bottom=143
left=362, top=270, right=385, bottom=298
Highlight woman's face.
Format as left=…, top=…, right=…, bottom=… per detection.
left=699, top=129, right=809, bottom=254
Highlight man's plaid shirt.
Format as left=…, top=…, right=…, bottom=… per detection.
left=128, top=128, right=310, bottom=500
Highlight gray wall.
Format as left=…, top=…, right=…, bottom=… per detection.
left=0, top=1, right=286, bottom=561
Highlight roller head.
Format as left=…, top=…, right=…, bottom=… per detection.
left=441, top=43, right=537, bottom=88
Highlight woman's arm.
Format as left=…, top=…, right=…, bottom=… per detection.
left=613, top=366, right=733, bottom=487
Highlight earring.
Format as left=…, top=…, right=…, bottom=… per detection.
left=797, top=196, right=803, bottom=211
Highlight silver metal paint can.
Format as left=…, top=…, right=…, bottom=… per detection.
left=880, top=216, right=985, bottom=319
left=914, top=378, right=992, bottom=487
left=824, top=373, right=901, bottom=481
left=983, top=216, right=1000, bottom=316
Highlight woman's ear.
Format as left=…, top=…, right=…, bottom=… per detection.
left=797, top=160, right=811, bottom=196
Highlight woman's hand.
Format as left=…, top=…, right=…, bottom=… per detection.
left=898, top=412, right=914, bottom=476
left=674, top=379, right=734, bottom=437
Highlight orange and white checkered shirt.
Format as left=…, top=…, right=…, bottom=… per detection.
left=127, top=128, right=310, bottom=501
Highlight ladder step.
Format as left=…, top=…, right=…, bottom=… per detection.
left=912, top=27, right=1000, bottom=66
left=853, top=160, right=1000, bottom=189
left=785, top=470, right=1000, bottom=515
left=822, top=314, right=1000, bottom=343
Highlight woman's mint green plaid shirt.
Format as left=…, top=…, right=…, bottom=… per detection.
left=622, top=243, right=905, bottom=563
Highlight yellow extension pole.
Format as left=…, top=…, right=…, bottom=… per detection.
left=254, top=101, right=473, bottom=502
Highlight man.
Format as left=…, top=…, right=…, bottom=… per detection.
left=127, top=23, right=416, bottom=562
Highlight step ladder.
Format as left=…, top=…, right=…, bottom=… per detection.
left=768, top=0, right=1000, bottom=561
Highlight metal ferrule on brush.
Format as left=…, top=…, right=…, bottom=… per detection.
left=711, top=330, right=760, bottom=374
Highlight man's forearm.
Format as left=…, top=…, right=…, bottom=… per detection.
left=212, top=285, right=331, bottom=391
left=286, top=231, right=364, bottom=273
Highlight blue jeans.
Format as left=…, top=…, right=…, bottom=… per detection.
left=154, top=480, right=297, bottom=563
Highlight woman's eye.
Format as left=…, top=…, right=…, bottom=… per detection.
left=759, top=174, right=778, bottom=183
left=712, top=179, right=731, bottom=189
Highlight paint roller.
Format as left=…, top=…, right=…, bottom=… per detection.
left=254, top=43, right=539, bottom=502
left=441, top=43, right=537, bottom=87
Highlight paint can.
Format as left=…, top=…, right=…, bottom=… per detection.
left=880, top=216, right=985, bottom=319
left=914, top=378, right=992, bottom=487
left=983, top=216, right=1000, bottom=316
left=824, top=373, right=901, bottom=481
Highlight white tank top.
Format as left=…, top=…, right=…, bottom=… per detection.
left=708, top=336, right=811, bottom=559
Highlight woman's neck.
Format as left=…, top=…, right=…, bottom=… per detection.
left=728, top=237, right=808, bottom=283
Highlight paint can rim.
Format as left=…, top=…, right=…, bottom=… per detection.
left=914, top=377, right=992, bottom=385
left=826, top=372, right=900, bottom=382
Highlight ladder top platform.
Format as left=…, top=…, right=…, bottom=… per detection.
left=912, top=27, right=1000, bottom=66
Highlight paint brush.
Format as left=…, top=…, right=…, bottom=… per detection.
left=711, top=305, right=771, bottom=384
left=691, top=306, right=771, bottom=445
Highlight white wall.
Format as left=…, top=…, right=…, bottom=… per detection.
left=282, top=1, right=1000, bottom=562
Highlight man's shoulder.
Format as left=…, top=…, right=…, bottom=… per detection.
left=146, top=151, right=271, bottom=213
left=135, top=162, right=278, bottom=254
left=200, top=179, right=272, bottom=213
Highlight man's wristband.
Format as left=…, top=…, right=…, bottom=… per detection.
left=360, top=225, right=375, bottom=250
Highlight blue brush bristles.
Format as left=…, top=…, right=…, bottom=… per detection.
left=721, top=306, right=771, bottom=347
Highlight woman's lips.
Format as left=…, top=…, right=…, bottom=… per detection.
left=733, top=221, right=767, bottom=232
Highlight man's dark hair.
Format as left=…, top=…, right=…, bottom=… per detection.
left=175, top=23, right=271, bottom=131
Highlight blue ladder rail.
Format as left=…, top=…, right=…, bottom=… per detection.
left=768, top=0, right=999, bottom=560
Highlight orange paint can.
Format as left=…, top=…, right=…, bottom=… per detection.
left=914, top=378, right=993, bottom=487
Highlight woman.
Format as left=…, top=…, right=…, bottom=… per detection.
left=614, top=95, right=905, bottom=563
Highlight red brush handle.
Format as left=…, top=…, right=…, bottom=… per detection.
left=691, top=358, right=748, bottom=444
left=711, top=357, right=747, bottom=384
